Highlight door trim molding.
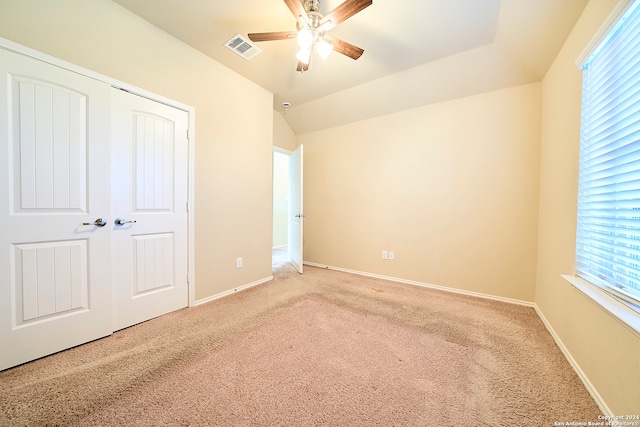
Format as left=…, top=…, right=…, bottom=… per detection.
left=0, top=37, right=197, bottom=307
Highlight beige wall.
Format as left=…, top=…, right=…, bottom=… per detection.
left=273, top=110, right=298, bottom=151
left=536, top=0, right=640, bottom=413
left=300, top=84, right=541, bottom=302
left=0, top=0, right=274, bottom=300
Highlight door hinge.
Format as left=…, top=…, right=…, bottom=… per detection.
left=186, top=201, right=189, bottom=212
left=186, top=129, right=190, bottom=140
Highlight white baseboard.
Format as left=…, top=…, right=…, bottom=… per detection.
left=303, top=261, right=534, bottom=307
left=194, top=276, right=273, bottom=306
left=533, top=305, right=613, bottom=416
left=303, top=261, right=613, bottom=415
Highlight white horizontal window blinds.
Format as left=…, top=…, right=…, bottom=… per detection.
left=577, top=0, right=640, bottom=311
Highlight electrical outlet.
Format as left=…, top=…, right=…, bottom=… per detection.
left=236, top=257, right=243, bottom=268
left=382, top=250, right=388, bottom=260
left=389, top=251, right=395, bottom=260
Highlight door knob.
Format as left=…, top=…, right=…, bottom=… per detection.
left=82, top=218, right=107, bottom=227
left=114, top=217, right=137, bottom=226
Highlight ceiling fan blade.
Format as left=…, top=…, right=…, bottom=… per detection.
left=248, top=31, right=295, bottom=42
left=324, top=35, right=364, bottom=60
left=319, top=0, right=372, bottom=31
left=284, top=0, right=309, bottom=27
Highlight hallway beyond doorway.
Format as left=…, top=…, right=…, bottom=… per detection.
left=272, top=246, right=288, bottom=266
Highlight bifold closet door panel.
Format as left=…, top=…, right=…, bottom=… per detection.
left=110, top=88, right=189, bottom=332
left=0, top=48, right=113, bottom=371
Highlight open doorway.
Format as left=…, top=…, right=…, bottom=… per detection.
left=273, top=148, right=290, bottom=266
left=272, top=145, right=304, bottom=272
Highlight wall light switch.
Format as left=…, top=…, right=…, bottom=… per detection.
left=236, top=257, right=243, bottom=268
left=389, top=251, right=395, bottom=260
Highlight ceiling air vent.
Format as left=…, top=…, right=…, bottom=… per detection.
left=225, top=34, right=262, bottom=60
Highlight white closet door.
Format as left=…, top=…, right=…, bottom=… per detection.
left=0, top=48, right=112, bottom=371
left=111, top=88, right=189, bottom=331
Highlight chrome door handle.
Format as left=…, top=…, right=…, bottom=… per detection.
left=82, top=218, right=107, bottom=227
left=114, top=217, right=137, bottom=226
left=295, top=214, right=305, bottom=218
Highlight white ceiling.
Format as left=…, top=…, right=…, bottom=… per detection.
left=112, top=0, right=589, bottom=134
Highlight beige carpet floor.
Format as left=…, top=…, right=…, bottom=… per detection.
left=0, top=262, right=602, bottom=426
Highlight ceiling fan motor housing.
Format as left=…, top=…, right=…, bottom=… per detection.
left=304, top=0, right=321, bottom=13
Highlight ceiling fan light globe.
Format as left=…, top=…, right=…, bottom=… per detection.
left=296, top=48, right=312, bottom=64
left=297, top=29, right=313, bottom=48
left=317, top=39, right=333, bottom=60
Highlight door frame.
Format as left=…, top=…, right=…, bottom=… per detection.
left=288, top=144, right=304, bottom=273
left=271, top=145, right=304, bottom=272
left=0, top=37, right=197, bottom=307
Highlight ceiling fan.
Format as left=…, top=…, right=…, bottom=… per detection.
left=248, top=0, right=372, bottom=72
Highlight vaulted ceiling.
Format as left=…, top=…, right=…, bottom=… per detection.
left=112, top=0, right=589, bottom=134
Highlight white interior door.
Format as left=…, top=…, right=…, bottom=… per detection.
left=0, top=48, right=113, bottom=370
left=111, top=88, right=189, bottom=331
left=289, top=145, right=304, bottom=273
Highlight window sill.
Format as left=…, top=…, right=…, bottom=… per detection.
left=562, top=275, right=640, bottom=338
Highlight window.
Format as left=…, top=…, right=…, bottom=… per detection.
left=577, top=0, right=640, bottom=314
